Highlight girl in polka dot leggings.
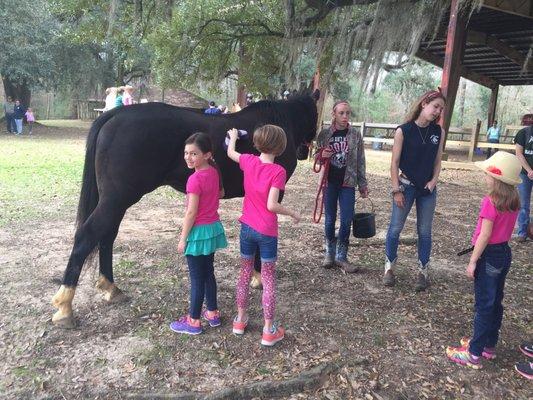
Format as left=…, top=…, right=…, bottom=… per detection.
left=227, top=125, right=301, bottom=346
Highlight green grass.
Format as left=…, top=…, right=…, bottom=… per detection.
left=0, top=134, right=84, bottom=226
left=38, top=119, right=92, bottom=129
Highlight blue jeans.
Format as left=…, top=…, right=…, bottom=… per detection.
left=469, top=243, right=511, bottom=356
left=240, top=223, right=277, bottom=262
left=517, top=172, right=532, bottom=237
left=385, top=184, right=437, bottom=265
left=5, top=113, right=15, bottom=133
left=324, top=184, right=355, bottom=245
left=186, top=253, right=217, bottom=319
left=14, top=119, right=23, bottom=134
left=486, top=138, right=499, bottom=158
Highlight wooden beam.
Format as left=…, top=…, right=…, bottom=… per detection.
left=468, top=119, right=482, bottom=162
left=439, top=0, right=468, bottom=147
left=467, top=30, right=533, bottom=72
left=488, top=85, right=499, bottom=128
left=416, top=50, right=499, bottom=88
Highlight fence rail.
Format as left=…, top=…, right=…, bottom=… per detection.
left=320, top=120, right=525, bottom=161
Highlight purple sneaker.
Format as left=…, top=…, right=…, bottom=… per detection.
left=169, top=316, right=202, bottom=335
left=202, top=310, right=221, bottom=327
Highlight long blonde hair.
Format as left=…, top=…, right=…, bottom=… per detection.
left=404, top=89, right=446, bottom=123
left=489, top=179, right=520, bottom=212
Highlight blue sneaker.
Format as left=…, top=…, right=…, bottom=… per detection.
left=169, top=315, right=202, bottom=335
left=202, top=310, right=221, bottom=327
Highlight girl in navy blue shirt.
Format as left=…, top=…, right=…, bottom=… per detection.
left=383, top=89, right=446, bottom=292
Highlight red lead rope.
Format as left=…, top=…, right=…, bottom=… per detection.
left=312, top=148, right=330, bottom=223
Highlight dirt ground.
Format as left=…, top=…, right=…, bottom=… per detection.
left=0, top=125, right=532, bottom=399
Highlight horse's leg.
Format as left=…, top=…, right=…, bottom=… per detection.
left=95, top=214, right=128, bottom=303
left=52, top=200, right=124, bottom=327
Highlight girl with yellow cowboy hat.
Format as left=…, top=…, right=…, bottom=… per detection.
left=446, top=151, right=521, bottom=369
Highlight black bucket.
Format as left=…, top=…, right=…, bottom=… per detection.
left=352, top=198, right=376, bottom=239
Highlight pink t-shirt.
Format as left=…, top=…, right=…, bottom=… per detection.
left=186, top=166, right=220, bottom=226
left=25, top=111, right=35, bottom=122
left=122, top=93, right=133, bottom=106
left=239, top=154, right=286, bottom=237
left=471, top=196, right=519, bottom=245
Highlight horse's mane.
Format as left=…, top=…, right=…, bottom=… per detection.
left=238, top=96, right=316, bottom=142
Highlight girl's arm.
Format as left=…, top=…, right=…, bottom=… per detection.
left=177, top=194, right=199, bottom=253
left=390, top=128, right=405, bottom=207
left=426, top=127, right=445, bottom=192
left=267, top=187, right=300, bottom=222
left=516, top=143, right=533, bottom=176
left=466, top=218, right=494, bottom=279
left=227, top=129, right=241, bottom=163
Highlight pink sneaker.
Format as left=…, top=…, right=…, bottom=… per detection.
left=446, top=345, right=482, bottom=369
left=261, top=324, right=285, bottom=347
left=460, top=337, right=496, bottom=360
left=232, top=316, right=248, bottom=335
left=202, top=310, right=221, bottom=327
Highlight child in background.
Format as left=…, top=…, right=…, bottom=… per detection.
left=227, top=125, right=300, bottom=346
left=104, top=87, right=117, bottom=111
left=122, top=85, right=134, bottom=106
left=25, top=108, right=35, bottom=134
left=115, top=87, right=124, bottom=108
left=446, top=151, right=521, bottom=369
left=170, top=132, right=227, bottom=335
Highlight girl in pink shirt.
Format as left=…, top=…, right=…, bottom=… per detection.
left=25, top=108, right=35, bottom=134
left=170, top=132, right=227, bottom=335
left=227, top=124, right=300, bottom=346
left=446, top=151, right=521, bottom=369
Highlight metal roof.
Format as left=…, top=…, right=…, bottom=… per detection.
left=418, top=6, right=533, bottom=86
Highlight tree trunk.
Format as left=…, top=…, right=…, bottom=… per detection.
left=134, top=0, right=143, bottom=35
left=2, top=76, right=31, bottom=107
left=164, top=0, right=173, bottom=21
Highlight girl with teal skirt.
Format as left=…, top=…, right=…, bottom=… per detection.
left=170, top=132, right=228, bottom=335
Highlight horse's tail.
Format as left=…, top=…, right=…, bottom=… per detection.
left=76, top=110, right=117, bottom=228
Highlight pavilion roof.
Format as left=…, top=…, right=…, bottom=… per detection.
left=418, top=5, right=533, bottom=87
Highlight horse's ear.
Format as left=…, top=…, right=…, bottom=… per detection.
left=312, top=89, right=320, bottom=102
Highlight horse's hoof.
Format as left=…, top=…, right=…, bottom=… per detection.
left=104, top=287, right=129, bottom=304
left=52, top=312, right=76, bottom=329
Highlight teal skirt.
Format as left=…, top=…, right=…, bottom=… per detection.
left=185, top=221, right=228, bottom=256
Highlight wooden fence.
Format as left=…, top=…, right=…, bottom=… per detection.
left=320, top=120, right=525, bottom=161
left=76, top=100, right=104, bottom=120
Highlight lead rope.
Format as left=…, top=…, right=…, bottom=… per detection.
left=312, top=148, right=330, bottom=223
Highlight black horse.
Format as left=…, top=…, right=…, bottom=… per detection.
left=51, top=94, right=318, bottom=327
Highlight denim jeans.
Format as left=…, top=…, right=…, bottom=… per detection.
left=324, top=184, right=355, bottom=245
left=385, top=184, right=437, bottom=265
left=469, top=243, right=511, bottom=356
left=516, top=172, right=532, bottom=237
left=5, top=113, right=15, bottom=133
left=14, top=119, right=23, bottom=134
left=486, top=138, right=499, bottom=158
left=186, top=253, right=217, bottom=319
left=240, top=223, right=277, bottom=262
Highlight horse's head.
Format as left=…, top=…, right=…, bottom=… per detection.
left=292, top=90, right=319, bottom=160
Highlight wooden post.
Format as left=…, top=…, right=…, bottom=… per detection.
left=487, top=85, right=498, bottom=127
left=468, top=119, right=482, bottom=162
left=361, top=121, right=366, bottom=138
left=439, top=0, right=468, bottom=149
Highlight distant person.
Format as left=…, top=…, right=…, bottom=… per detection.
left=115, top=88, right=124, bottom=108
left=103, top=87, right=117, bottom=111
left=13, top=100, right=26, bottom=135
left=230, top=102, right=241, bottom=113
left=122, top=85, right=134, bottom=106
left=218, top=105, right=228, bottom=114
left=245, top=93, right=254, bottom=107
left=486, top=120, right=501, bottom=158
left=282, top=90, right=290, bottom=100
left=204, top=101, right=221, bottom=115
left=3, top=96, right=15, bottom=133
left=25, top=108, right=35, bottom=134
left=513, top=119, right=533, bottom=242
